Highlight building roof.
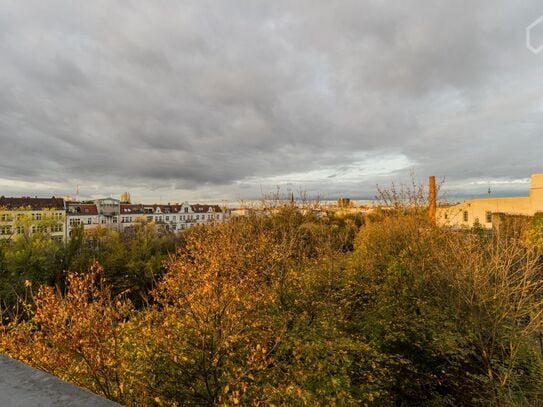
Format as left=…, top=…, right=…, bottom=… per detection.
left=67, top=203, right=98, bottom=215
left=191, top=204, right=222, bottom=213
left=120, top=204, right=145, bottom=214
left=0, top=197, right=65, bottom=211
left=143, top=204, right=182, bottom=214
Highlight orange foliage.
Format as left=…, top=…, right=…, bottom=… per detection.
left=0, top=261, right=135, bottom=404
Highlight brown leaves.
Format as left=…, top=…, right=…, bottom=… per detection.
left=1, top=261, right=135, bottom=404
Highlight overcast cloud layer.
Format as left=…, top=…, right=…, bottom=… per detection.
left=1, top=1, right=543, bottom=203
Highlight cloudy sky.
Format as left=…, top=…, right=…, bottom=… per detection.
left=1, top=1, right=543, bottom=203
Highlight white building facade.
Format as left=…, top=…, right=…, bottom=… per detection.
left=3, top=195, right=227, bottom=241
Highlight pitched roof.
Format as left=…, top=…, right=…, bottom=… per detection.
left=120, top=204, right=144, bottom=214
left=143, top=204, right=182, bottom=214
left=67, top=203, right=98, bottom=215
left=190, top=204, right=222, bottom=213
left=0, top=197, right=65, bottom=210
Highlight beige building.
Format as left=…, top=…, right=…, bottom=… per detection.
left=437, top=174, right=543, bottom=229
left=0, top=197, right=66, bottom=241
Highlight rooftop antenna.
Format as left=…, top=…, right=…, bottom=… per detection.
left=488, top=182, right=491, bottom=195
left=76, top=184, right=80, bottom=202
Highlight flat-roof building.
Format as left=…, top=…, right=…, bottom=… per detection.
left=437, top=174, right=543, bottom=229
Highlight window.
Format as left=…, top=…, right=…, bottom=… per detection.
left=184, top=208, right=188, bottom=213
left=485, top=211, right=492, bottom=224
left=88, top=218, right=92, bottom=224
left=165, top=216, right=169, bottom=221
left=0, top=226, right=12, bottom=235
left=463, top=211, right=468, bottom=222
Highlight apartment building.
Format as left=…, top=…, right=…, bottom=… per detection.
left=67, top=199, right=224, bottom=236
left=0, top=197, right=66, bottom=241
left=141, top=201, right=224, bottom=232
left=1, top=194, right=226, bottom=241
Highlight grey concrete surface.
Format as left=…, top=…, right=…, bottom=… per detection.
left=0, top=355, right=121, bottom=407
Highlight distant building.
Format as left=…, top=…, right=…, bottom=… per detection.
left=0, top=197, right=66, bottom=241
left=120, top=191, right=131, bottom=204
left=67, top=199, right=226, bottom=235
left=1, top=194, right=228, bottom=241
left=66, top=202, right=100, bottom=236
left=140, top=202, right=225, bottom=232
left=120, top=203, right=146, bottom=231
left=437, top=173, right=543, bottom=229
left=66, top=198, right=121, bottom=237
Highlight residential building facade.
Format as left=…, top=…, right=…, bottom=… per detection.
left=1, top=194, right=226, bottom=242
left=0, top=197, right=66, bottom=241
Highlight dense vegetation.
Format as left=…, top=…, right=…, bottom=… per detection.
left=1, top=203, right=543, bottom=406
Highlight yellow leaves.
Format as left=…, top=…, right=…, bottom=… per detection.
left=2, top=261, right=138, bottom=404
left=1, top=206, right=364, bottom=406
left=24, top=279, right=32, bottom=288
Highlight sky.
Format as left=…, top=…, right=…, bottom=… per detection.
left=1, top=1, right=543, bottom=204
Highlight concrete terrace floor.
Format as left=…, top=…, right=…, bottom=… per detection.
left=0, top=355, right=120, bottom=407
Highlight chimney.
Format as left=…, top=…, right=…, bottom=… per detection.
left=428, top=176, right=436, bottom=225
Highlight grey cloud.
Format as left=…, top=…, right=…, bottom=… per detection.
left=0, top=0, right=542, bottom=201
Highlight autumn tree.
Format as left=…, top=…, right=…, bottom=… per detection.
left=0, top=261, right=136, bottom=404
